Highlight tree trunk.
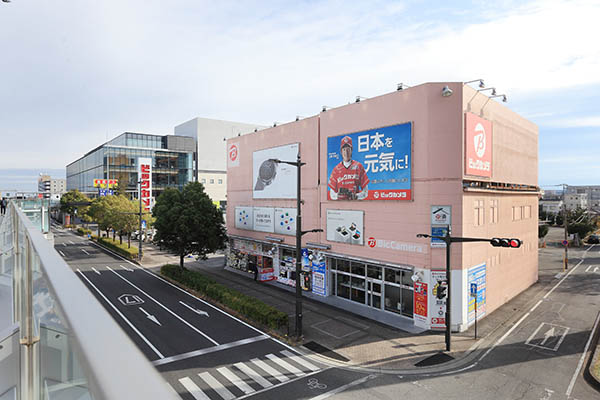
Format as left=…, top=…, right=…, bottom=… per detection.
left=128, top=233, right=131, bottom=248
left=119, top=232, right=123, bottom=245
left=180, top=254, right=185, bottom=270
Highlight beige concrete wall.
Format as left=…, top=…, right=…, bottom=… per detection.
left=199, top=171, right=227, bottom=203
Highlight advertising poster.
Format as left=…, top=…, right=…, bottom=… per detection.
left=467, top=263, right=487, bottom=323
left=137, top=158, right=152, bottom=213
left=274, top=207, right=296, bottom=235
left=413, top=281, right=428, bottom=325
left=253, top=143, right=299, bottom=199
left=312, top=260, right=327, bottom=296
left=253, top=207, right=274, bottom=233
left=234, top=206, right=254, bottom=230
left=326, top=123, right=411, bottom=201
left=465, top=113, right=493, bottom=177
left=430, top=269, right=447, bottom=330
left=326, top=209, right=364, bottom=245
left=431, top=226, right=448, bottom=248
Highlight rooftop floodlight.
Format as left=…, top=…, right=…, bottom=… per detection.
left=478, top=87, right=496, bottom=96
left=295, top=115, right=305, bottom=121
left=464, top=79, right=485, bottom=88
left=441, top=85, right=453, bottom=97
left=397, top=83, right=410, bottom=91
left=490, top=94, right=508, bottom=102
left=273, top=122, right=278, bottom=127
left=355, top=96, right=367, bottom=103
left=322, top=105, right=331, bottom=112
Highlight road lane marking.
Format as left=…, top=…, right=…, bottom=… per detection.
left=106, top=266, right=219, bottom=346
left=119, top=264, right=134, bottom=272
left=543, top=260, right=583, bottom=299
left=308, top=374, right=378, bottom=400
left=198, top=371, right=236, bottom=400
left=139, top=307, right=162, bottom=326
left=58, top=250, right=65, bottom=257
left=76, top=268, right=165, bottom=359
left=266, top=353, right=304, bottom=377
left=68, top=240, right=74, bottom=245
left=280, top=350, right=321, bottom=372
left=92, top=267, right=101, bottom=275
left=62, top=243, right=67, bottom=247
left=586, top=265, right=592, bottom=272
left=106, top=266, right=220, bottom=346
left=180, top=301, right=209, bottom=317
left=234, top=362, right=273, bottom=388
left=153, top=335, right=269, bottom=366
left=178, top=377, right=211, bottom=400
left=250, top=358, right=289, bottom=382
left=81, top=248, right=90, bottom=255
left=525, top=323, right=570, bottom=351
left=236, top=369, right=327, bottom=400
left=566, top=311, right=600, bottom=397
left=217, top=366, right=255, bottom=395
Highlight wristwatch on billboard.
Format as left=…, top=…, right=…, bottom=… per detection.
left=254, top=159, right=278, bottom=191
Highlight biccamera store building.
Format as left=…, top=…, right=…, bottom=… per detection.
left=226, top=82, right=538, bottom=332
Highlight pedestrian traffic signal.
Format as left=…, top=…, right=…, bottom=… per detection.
left=490, top=238, right=522, bottom=248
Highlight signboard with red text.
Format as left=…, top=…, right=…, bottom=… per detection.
left=465, top=113, right=493, bottom=177
left=138, top=157, right=152, bottom=213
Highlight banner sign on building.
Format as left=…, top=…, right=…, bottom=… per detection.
left=467, top=263, right=487, bottom=323
left=431, top=206, right=451, bottom=225
left=253, top=143, right=299, bottom=199
left=235, top=206, right=254, bottom=230
left=326, top=123, right=412, bottom=201
left=312, top=259, right=327, bottom=296
left=326, top=209, right=364, bottom=245
left=430, top=269, right=446, bottom=330
left=228, top=142, right=240, bottom=168
left=253, top=207, right=275, bottom=233
left=137, top=158, right=152, bottom=213
left=413, top=281, right=428, bottom=325
left=93, top=179, right=118, bottom=188
left=430, top=226, right=448, bottom=248
left=274, top=207, right=296, bottom=235
left=465, top=113, right=493, bottom=177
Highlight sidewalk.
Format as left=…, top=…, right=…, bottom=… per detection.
left=135, top=241, right=567, bottom=373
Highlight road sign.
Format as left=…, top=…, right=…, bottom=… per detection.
left=431, top=205, right=451, bottom=225
left=562, top=240, right=568, bottom=246
left=142, top=220, right=147, bottom=230
left=118, top=294, right=144, bottom=306
left=431, top=226, right=448, bottom=248
left=470, top=283, right=477, bottom=298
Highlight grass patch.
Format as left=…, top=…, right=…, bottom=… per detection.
left=95, top=236, right=139, bottom=259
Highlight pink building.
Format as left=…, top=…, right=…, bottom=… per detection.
left=226, top=82, right=538, bottom=332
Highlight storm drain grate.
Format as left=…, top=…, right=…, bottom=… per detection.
left=414, top=352, right=454, bottom=367
left=303, top=341, right=350, bottom=362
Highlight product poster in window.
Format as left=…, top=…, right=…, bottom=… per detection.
left=327, top=123, right=411, bottom=201
left=326, top=209, right=364, bottom=245
left=467, top=263, right=486, bottom=323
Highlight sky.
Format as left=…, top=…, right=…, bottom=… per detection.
left=0, top=0, right=599, bottom=192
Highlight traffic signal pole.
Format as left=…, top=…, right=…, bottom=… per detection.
left=417, top=233, right=522, bottom=352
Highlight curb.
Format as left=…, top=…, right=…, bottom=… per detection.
left=584, top=311, right=600, bottom=392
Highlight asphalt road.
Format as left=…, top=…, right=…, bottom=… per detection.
left=53, top=225, right=600, bottom=400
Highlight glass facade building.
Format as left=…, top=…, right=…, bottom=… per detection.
left=66, top=132, right=195, bottom=197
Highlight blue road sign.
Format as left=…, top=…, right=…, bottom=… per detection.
left=470, top=283, right=478, bottom=297
left=142, top=220, right=147, bottom=230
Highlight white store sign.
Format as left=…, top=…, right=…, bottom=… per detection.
left=431, top=206, right=451, bottom=225
left=253, top=207, right=275, bottom=232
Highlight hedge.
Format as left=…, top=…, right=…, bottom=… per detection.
left=96, top=236, right=139, bottom=259
left=77, top=227, right=93, bottom=236
left=161, top=264, right=288, bottom=330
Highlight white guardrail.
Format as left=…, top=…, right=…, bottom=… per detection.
left=0, top=201, right=178, bottom=400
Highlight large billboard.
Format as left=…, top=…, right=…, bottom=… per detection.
left=326, top=209, right=364, bottom=245
left=465, top=113, right=493, bottom=177
left=137, top=158, right=152, bottom=213
left=234, top=206, right=254, bottom=230
left=253, top=143, right=299, bottom=199
left=327, top=123, right=411, bottom=201
left=234, top=206, right=296, bottom=236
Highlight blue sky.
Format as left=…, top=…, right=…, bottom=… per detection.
left=0, top=0, right=598, bottom=192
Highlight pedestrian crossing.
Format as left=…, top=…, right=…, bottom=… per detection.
left=170, top=350, right=322, bottom=400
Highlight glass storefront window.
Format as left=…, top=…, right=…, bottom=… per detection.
left=337, top=259, right=350, bottom=273
left=402, top=271, right=414, bottom=286
left=351, top=262, right=365, bottom=277
left=367, top=265, right=382, bottom=279
left=385, top=268, right=402, bottom=284
left=384, top=284, right=401, bottom=314
left=401, top=287, right=413, bottom=317
left=336, top=274, right=350, bottom=299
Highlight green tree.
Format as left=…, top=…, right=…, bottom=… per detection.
left=153, top=182, right=227, bottom=269
left=59, top=190, right=90, bottom=225
left=538, top=224, right=549, bottom=238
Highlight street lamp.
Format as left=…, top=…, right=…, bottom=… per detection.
left=416, top=232, right=521, bottom=352
left=268, top=155, right=322, bottom=340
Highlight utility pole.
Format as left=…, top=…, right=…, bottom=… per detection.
left=138, top=181, right=143, bottom=261
left=563, top=183, right=568, bottom=271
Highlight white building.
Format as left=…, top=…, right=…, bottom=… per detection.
left=174, top=117, right=266, bottom=207
left=38, top=174, right=66, bottom=201
left=564, top=193, right=588, bottom=210
left=566, top=185, right=600, bottom=209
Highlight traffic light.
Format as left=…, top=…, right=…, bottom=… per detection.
left=436, top=282, right=447, bottom=299
left=490, top=238, right=522, bottom=248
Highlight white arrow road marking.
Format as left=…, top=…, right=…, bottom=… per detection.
left=179, top=301, right=209, bottom=317
left=92, top=267, right=101, bottom=275
left=81, top=248, right=90, bottom=255
left=120, top=264, right=134, bottom=272
left=540, top=327, right=555, bottom=346
left=106, top=266, right=219, bottom=345
left=139, top=307, right=162, bottom=326
left=76, top=269, right=164, bottom=359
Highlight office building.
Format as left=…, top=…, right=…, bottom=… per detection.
left=37, top=174, right=66, bottom=200
left=226, top=82, right=539, bottom=332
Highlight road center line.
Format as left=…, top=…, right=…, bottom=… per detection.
left=543, top=260, right=583, bottom=299
left=566, top=311, right=600, bottom=397
left=106, top=266, right=219, bottom=346
left=76, top=268, right=165, bottom=359
left=153, top=335, right=269, bottom=366
left=81, top=248, right=90, bottom=255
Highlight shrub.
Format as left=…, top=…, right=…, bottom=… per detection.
left=538, top=224, right=549, bottom=238
left=568, top=223, right=595, bottom=239
left=77, top=227, right=93, bottom=236
left=161, top=264, right=288, bottom=330
left=98, top=237, right=139, bottom=259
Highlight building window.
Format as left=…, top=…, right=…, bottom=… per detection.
left=218, top=179, right=223, bottom=184
left=201, top=179, right=206, bottom=183
left=512, top=206, right=522, bottom=221
left=523, top=205, right=532, bottom=219
left=474, top=200, right=484, bottom=226
left=490, top=199, right=498, bottom=224
left=210, top=179, right=215, bottom=184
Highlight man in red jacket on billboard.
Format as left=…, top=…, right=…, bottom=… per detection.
left=328, top=136, right=369, bottom=200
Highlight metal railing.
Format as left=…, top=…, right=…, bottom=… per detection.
left=0, top=201, right=178, bottom=400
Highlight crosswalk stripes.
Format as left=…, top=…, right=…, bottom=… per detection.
left=171, top=350, right=321, bottom=400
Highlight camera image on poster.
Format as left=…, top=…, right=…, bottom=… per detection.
left=327, top=123, right=411, bottom=201
left=326, top=209, right=364, bottom=245
left=253, top=143, right=299, bottom=199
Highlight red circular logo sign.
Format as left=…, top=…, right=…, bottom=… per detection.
left=367, top=237, right=376, bottom=248
left=229, top=144, right=238, bottom=162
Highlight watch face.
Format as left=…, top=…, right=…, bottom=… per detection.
left=255, top=159, right=278, bottom=191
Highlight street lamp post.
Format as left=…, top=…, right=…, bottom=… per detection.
left=416, top=232, right=522, bottom=352
left=562, top=184, right=568, bottom=271
left=269, top=155, right=322, bottom=340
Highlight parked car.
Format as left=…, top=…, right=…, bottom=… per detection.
left=587, top=234, right=599, bottom=244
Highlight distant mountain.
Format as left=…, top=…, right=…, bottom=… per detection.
left=0, top=168, right=66, bottom=195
